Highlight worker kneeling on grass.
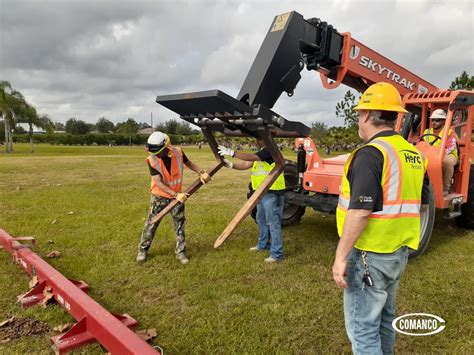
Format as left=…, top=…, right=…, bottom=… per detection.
left=332, top=82, right=430, bottom=354
left=218, top=139, right=285, bottom=263
left=136, top=132, right=211, bottom=265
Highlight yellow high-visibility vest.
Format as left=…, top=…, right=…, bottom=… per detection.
left=251, top=161, right=286, bottom=191
left=336, top=135, right=426, bottom=253
left=423, top=127, right=458, bottom=159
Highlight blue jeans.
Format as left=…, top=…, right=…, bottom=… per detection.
left=255, top=193, right=284, bottom=259
left=344, top=247, right=408, bottom=355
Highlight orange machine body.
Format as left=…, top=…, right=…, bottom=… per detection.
left=298, top=90, right=473, bottom=210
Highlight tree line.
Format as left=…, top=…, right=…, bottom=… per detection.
left=2, top=72, right=472, bottom=152
left=0, top=80, right=202, bottom=151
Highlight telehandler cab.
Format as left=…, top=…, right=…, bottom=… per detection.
left=155, top=11, right=473, bottom=258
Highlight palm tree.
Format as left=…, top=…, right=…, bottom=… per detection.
left=0, top=81, right=18, bottom=153
left=7, top=89, right=29, bottom=152
left=25, top=111, right=53, bottom=153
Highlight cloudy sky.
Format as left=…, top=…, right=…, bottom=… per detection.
left=1, top=0, right=472, bottom=128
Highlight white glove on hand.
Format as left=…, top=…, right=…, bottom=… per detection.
left=218, top=145, right=235, bottom=157
left=174, top=192, right=189, bottom=203
left=222, top=158, right=233, bottom=169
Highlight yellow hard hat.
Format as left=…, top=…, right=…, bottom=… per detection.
left=354, top=82, right=408, bottom=113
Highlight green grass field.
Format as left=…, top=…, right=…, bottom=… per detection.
left=1, top=144, right=473, bottom=354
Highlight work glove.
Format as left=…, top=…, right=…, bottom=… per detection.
left=174, top=192, right=189, bottom=203
left=199, top=170, right=211, bottom=184
left=218, top=145, right=235, bottom=157
left=222, top=158, right=233, bottom=169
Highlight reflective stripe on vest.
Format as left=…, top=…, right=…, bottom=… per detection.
left=423, top=127, right=458, bottom=159
left=147, top=147, right=184, bottom=197
left=336, top=135, right=425, bottom=253
left=338, top=196, right=420, bottom=217
left=250, top=161, right=286, bottom=191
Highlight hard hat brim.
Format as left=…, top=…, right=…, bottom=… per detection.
left=354, top=103, right=408, bottom=113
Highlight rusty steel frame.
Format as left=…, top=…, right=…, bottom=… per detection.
left=0, top=229, right=159, bottom=355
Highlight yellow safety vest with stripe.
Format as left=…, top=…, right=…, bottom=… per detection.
left=336, top=135, right=426, bottom=253
left=147, top=147, right=184, bottom=198
left=423, top=127, right=458, bottom=159
left=251, top=161, right=286, bottom=191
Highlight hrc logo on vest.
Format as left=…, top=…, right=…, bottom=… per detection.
left=400, top=149, right=423, bottom=169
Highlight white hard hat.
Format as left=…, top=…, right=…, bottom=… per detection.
left=147, top=131, right=170, bottom=153
left=430, top=109, right=447, bottom=120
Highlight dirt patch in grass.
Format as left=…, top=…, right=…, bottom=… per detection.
left=0, top=317, right=50, bottom=343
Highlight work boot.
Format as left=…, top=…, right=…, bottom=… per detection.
left=136, top=250, right=147, bottom=263
left=176, top=253, right=189, bottom=265
left=264, top=257, right=282, bottom=263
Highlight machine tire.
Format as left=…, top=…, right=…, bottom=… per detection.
left=409, top=181, right=435, bottom=259
left=282, top=160, right=306, bottom=226
left=455, top=165, right=474, bottom=229
left=248, top=160, right=305, bottom=226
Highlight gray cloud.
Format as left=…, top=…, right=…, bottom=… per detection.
left=1, top=0, right=472, bottom=127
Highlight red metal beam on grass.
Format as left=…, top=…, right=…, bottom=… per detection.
left=0, top=229, right=159, bottom=355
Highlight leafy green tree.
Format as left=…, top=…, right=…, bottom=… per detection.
left=116, top=118, right=139, bottom=145
left=0, top=81, right=53, bottom=152
left=14, top=124, right=26, bottom=134
left=0, top=81, right=23, bottom=152
left=96, top=117, right=115, bottom=133
left=86, top=123, right=96, bottom=132
left=155, top=119, right=198, bottom=135
left=164, top=119, right=179, bottom=135
left=336, top=90, right=359, bottom=130
left=53, top=121, right=66, bottom=131
left=155, top=121, right=166, bottom=133
left=176, top=121, right=197, bottom=135
left=449, top=71, right=473, bottom=90
left=11, top=97, right=53, bottom=152
left=37, top=114, right=54, bottom=135
left=65, top=118, right=90, bottom=134
left=138, top=122, right=151, bottom=130
left=311, top=121, right=328, bottom=141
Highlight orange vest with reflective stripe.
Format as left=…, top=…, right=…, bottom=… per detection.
left=336, top=135, right=426, bottom=253
left=147, top=147, right=184, bottom=198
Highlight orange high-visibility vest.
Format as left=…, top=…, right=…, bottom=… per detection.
left=336, top=135, right=426, bottom=253
left=146, top=147, right=184, bottom=198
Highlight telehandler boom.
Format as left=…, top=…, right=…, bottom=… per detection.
left=155, top=11, right=473, bottom=256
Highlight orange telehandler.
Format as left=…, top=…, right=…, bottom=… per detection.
left=155, top=11, right=473, bottom=258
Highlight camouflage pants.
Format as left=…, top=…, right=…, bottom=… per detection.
left=138, top=195, right=186, bottom=255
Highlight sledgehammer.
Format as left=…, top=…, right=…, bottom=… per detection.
left=149, top=161, right=224, bottom=225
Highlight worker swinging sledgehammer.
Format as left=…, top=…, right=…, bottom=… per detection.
left=136, top=132, right=211, bottom=265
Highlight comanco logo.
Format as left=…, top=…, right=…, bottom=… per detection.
left=392, top=313, right=446, bottom=336
left=358, top=55, right=416, bottom=91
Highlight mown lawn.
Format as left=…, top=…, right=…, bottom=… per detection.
left=0, top=144, right=473, bottom=354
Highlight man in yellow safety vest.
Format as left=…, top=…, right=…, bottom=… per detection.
left=423, top=108, right=458, bottom=196
left=332, top=82, right=430, bottom=354
left=218, top=139, right=286, bottom=263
